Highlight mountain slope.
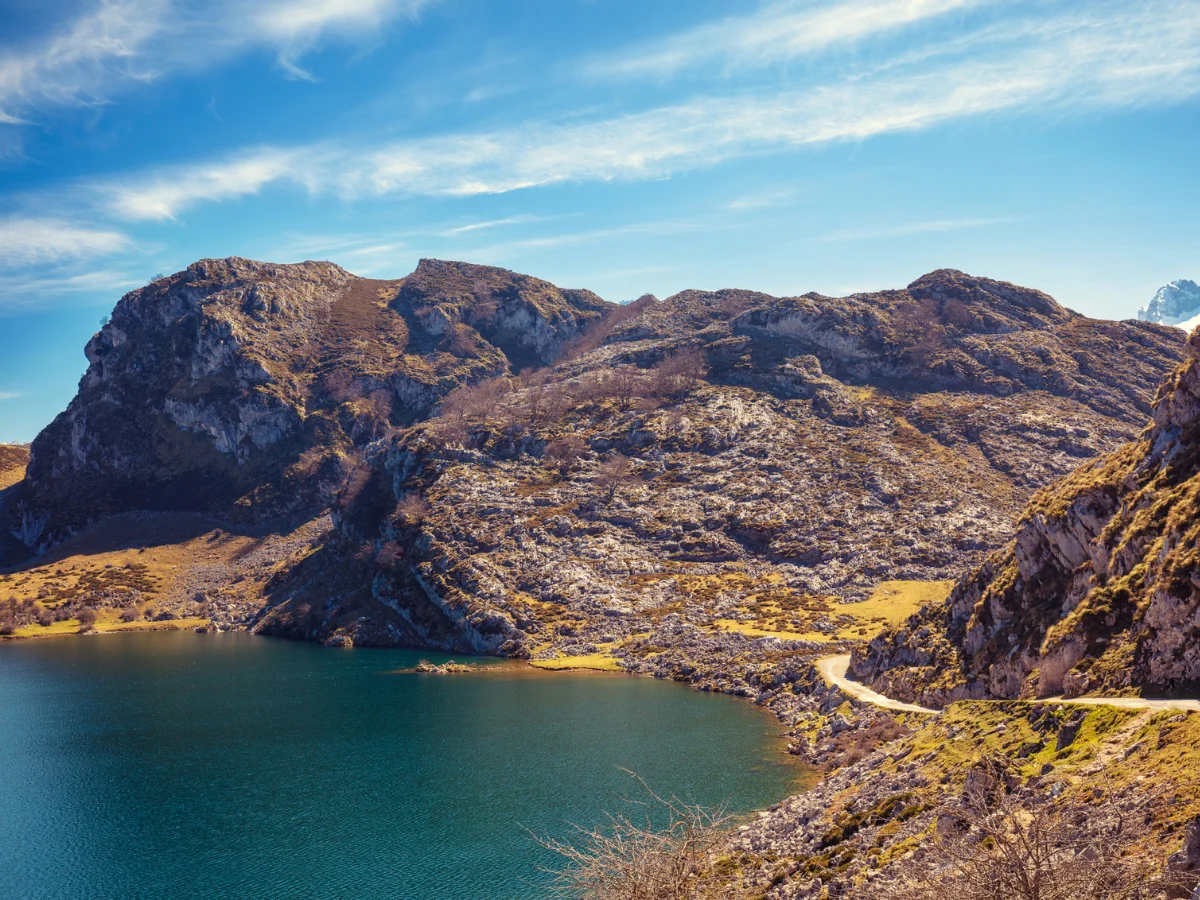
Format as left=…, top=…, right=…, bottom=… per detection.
left=856, top=326, right=1200, bottom=704
left=12, top=257, right=609, bottom=550
left=263, top=270, right=1185, bottom=692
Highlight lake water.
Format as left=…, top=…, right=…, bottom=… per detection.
left=0, top=632, right=800, bottom=899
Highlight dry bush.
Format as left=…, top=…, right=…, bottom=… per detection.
left=375, top=541, right=406, bottom=571
left=651, top=348, right=708, bottom=398
left=878, top=770, right=1194, bottom=900
left=395, top=494, right=431, bottom=526
left=76, top=608, right=98, bottom=632
left=596, top=453, right=635, bottom=504
left=434, top=376, right=512, bottom=440
left=608, top=367, right=645, bottom=412
left=536, top=774, right=731, bottom=900
left=544, top=434, right=588, bottom=475
left=324, top=369, right=363, bottom=404
left=448, top=323, right=484, bottom=356
left=891, top=298, right=944, bottom=365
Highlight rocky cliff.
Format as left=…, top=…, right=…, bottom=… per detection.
left=856, top=326, right=1200, bottom=705
left=13, top=257, right=609, bottom=550
left=268, top=269, right=1184, bottom=693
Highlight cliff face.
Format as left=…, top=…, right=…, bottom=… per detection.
left=288, top=270, right=1184, bottom=683
left=15, top=257, right=609, bottom=550
left=856, top=327, right=1200, bottom=704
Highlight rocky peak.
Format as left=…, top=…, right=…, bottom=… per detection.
left=905, top=269, right=1072, bottom=329
left=394, top=258, right=611, bottom=371
left=1139, top=279, right=1200, bottom=330
left=15, top=257, right=610, bottom=549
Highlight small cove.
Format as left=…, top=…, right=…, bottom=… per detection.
left=0, top=631, right=803, bottom=899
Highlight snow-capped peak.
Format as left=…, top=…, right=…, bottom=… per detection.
left=1139, top=279, right=1200, bottom=332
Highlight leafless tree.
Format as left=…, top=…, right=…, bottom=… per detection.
left=608, top=367, right=644, bottom=412
left=651, top=348, right=708, bottom=398
left=595, top=453, right=635, bottom=504
left=536, top=773, right=732, bottom=900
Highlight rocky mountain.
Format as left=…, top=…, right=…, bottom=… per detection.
left=1140, top=279, right=1200, bottom=332
left=856, top=325, right=1200, bottom=706
left=11, top=257, right=609, bottom=551
left=252, top=268, right=1185, bottom=692
left=7, top=261, right=1188, bottom=679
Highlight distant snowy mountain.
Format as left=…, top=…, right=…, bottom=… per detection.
left=1139, top=279, right=1200, bottom=332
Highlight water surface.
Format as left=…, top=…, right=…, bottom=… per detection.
left=0, top=632, right=799, bottom=899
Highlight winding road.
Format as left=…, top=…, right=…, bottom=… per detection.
left=817, top=654, right=1200, bottom=715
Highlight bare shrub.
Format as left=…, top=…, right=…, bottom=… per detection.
left=608, top=367, right=644, bottom=412
left=943, top=298, right=976, bottom=329
left=544, top=434, right=588, bottom=475
left=878, top=771, right=1193, bottom=900
left=376, top=541, right=406, bottom=571
left=76, top=608, right=98, bottom=632
left=595, top=453, right=635, bottom=504
left=891, top=298, right=944, bottom=365
left=651, top=348, right=708, bottom=398
left=434, top=376, right=512, bottom=440
left=449, top=323, right=484, bottom=356
left=324, top=369, right=362, bottom=404
left=396, top=494, right=431, bottom=526
left=336, top=457, right=372, bottom=516
left=536, top=774, right=731, bottom=900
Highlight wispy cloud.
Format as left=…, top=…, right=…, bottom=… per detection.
left=820, top=217, right=1012, bottom=241
left=253, top=0, right=431, bottom=80
left=439, top=214, right=558, bottom=236
left=0, top=0, right=434, bottom=121
left=583, top=0, right=991, bottom=80
left=0, top=391, right=20, bottom=401
left=0, top=217, right=131, bottom=267
left=0, top=269, right=142, bottom=310
left=95, top=1, right=1200, bottom=220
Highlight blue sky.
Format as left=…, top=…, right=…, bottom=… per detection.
left=1, top=0, right=1199, bottom=442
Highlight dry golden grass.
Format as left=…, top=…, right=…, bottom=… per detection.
left=710, top=579, right=953, bottom=644
left=0, top=444, right=28, bottom=491
left=836, top=580, right=954, bottom=638
left=0, top=512, right=299, bottom=639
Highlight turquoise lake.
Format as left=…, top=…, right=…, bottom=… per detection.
left=0, top=632, right=800, bottom=899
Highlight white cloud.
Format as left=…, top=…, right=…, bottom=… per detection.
left=102, top=146, right=313, bottom=220
left=0, top=268, right=143, bottom=312
left=23, top=0, right=1193, bottom=228
left=253, top=0, right=430, bottom=79
left=820, top=217, right=1013, bottom=241
left=439, top=214, right=561, bottom=236
left=0, top=391, right=20, bottom=400
left=583, top=0, right=992, bottom=80
left=0, top=217, right=131, bottom=267
left=0, top=0, right=167, bottom=121
left=0, top=0, right=433, bottom=120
